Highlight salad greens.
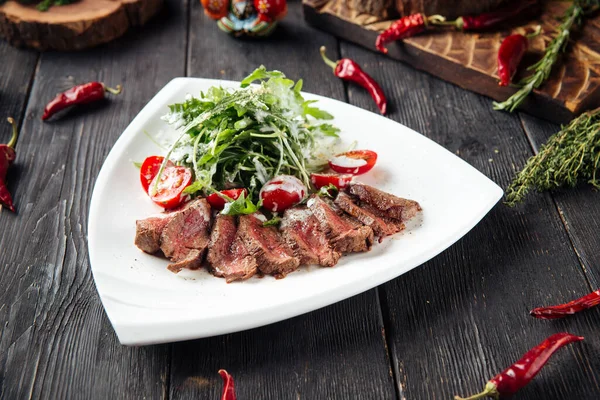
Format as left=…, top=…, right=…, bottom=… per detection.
left=158, top=66, right=340, bottom=201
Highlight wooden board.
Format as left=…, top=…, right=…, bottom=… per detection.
left=303, top=0, right=600, bottom=123
left=0, top=0, right=163, bottom=51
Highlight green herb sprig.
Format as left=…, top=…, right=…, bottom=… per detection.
left=493, top=2, right=588, bottom=112
left=505, top=108, right=600, bottom=206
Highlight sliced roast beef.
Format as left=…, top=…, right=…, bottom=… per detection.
left=135, top=214, right=172, bottom=254
left=347, top=182, right=421, bottom=222
left=134, top=200, right=198, bottom=254
left=280, top=207, right=341, bottom=267
left=160, top=198, right=212, bottom=273
left=207, top=214, right=257, bottom=282
left=307, top=195, right=374, bottom=253
left=334, top=192, right=403, bottom=237
left=238, top=213, right=300, bottom=278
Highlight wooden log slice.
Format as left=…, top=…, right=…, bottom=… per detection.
left=0, top=0, right=163, bottom=51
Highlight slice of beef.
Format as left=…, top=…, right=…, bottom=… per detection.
left=134, top=200, right=199, bottom=254
left=307, top=195, right=374, bottom=253
left=334, top=192, right=403, bottom=237
left=347, top=182, right=421, bottom=222
left=238, top=213, right=300, bottom=278
left=207, top=214, right=257, bottom=283
left=135, top=214, right=172, bottom=254
left=160, top=198, right=212, bottom=273
left=280, top=207, right=341, bottom=267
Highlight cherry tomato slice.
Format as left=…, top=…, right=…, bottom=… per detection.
left=207, top=188, right=248, bottom=210
left=149, top=165, right=193, bottom=209
left=140, top=156, right=174, bottom=192
left=310, top=173, right=353, bottom=189
left=259, top=175, right=307, bottom=213
left=328, top=150, right=378, bottom=175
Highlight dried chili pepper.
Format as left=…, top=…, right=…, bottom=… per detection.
left=497, top=26, right=541, bottom=87
left=42, top=81, right=122, bottom=121
left=455, top=332, right=583, bottom=400
left=218, top=369, right=236, bottom=400
left=320, top=46, right=387, bottom=115
left=531, top=289, right=600, bottom=319
left=375, top=13, right=428, bottom=54
left=0, top=118, right=19, bottom=212
left=433, top=0, right=538, bottom=31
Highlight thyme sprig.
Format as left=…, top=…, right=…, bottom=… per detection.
left=493, top=2, right=588, bottom=112
left=505, top=108, right=600, bottom=206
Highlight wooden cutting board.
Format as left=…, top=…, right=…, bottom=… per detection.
left=303, top=0, right=600, bottom=123
left=0, top=0, right=163, bottom=51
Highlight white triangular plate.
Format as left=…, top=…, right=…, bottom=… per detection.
left=88, top=78, right=503, bottom=345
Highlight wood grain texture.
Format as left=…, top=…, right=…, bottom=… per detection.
left=0, top=1, right=188, bottom=398
left=0, top=0, right=163, bottom=51
left=519, top=113, right=600, bottom=289
left=169, top=2, right=396, bottom=399
left=339, top=41, right=600, bottom=399
left=304, top=0, right=600, bottom=124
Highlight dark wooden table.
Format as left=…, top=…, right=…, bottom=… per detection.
left=1, top=1, right=599, bottom=399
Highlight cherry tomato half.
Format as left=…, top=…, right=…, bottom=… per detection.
left=140, top=156, right=174, bottom=193
left=310, top=173, right=353, bottom=189
left=328, top=150, right=378, bottom=175
left=260, top=175, right=307, bottom=213
left=254, top=0, right=288, bottom=21
left=207, top=188, right=248, bottom=210
left=148, top=165, right=193, bottom=209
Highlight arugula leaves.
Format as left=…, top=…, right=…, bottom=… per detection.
left=221, top=192, right=261, bottom=216
left=161, top=66, right=341, bottom=202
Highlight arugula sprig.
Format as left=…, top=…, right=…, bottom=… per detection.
left=160, top=66, right=340, bottom=206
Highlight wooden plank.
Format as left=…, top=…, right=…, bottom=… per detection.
left=304, top=0, right=600, bottom=124
left=169, top=3, right=396, bottom=399
left=519, top=113, right=600, bottom=289
left=338, top=42, right=600, bottom=398
left=0, top=41, right=37, bottom=125
left=0, top=0, right=188, bottom=398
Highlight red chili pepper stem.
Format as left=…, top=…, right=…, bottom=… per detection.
left=454, top=381, right=498, bottom=400
left=319, top=46, right=338, bottom=70
left=526, top=25, right=542, bottom=39
left=104, top=84, right=122, bottom=95
left=5, top=118, right=18, bottom=149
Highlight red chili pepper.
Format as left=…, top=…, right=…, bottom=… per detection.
left=320, top=46, right=387, bottom=115
left=375, top=13, right=427, bottom=54
left=42, top=81, right=122, bottom=121
left=0, top=117, right=18, bottom=212
left=439, top=0, right=538, bottom=31
left=218, top=369, right=236, bottom=400
left=497, top=27, right=541, bottom=87
left=498, top=26, right=541, bottom=86
left=531, top=289, right=600, bottom=319
left=497, top=34, right=529, bottom=87
left=455, top=332, right=584, bottom=400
